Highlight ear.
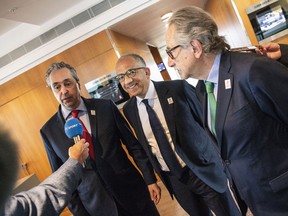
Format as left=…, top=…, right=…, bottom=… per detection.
left=77, top=82, right=81, bottom=91
left=191, top=40, right=203, bottom=59
left=145, top=67, right=151, bottom=77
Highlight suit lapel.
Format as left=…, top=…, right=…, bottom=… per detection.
left=87, top=107, right=97, bottom=138
left=154, top=82, right=176, bottom=142
left=129, top=98, right=148, bottom=144
left=216, top=52, right=233, bottom=146
left=83, top=98, right=98, bottom=158
left=56, top=106, right=66, bottom=130
left=196, top=81, right=209, bottom=129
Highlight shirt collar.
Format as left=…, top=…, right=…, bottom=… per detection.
left=206, top=51, right=221, bottom=84
left=136, top=80, right=157, bottom=105
left=62, top=98, right=87, bottom=120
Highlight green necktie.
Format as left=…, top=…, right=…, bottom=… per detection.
left=205, top=81, right=216, bottom=135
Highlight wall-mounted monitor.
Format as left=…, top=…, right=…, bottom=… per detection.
left=85, top=71, right=130, bottom=108
left=157, top=62, right=166, bottom=72
left=246, top=0, right=288, bottom=44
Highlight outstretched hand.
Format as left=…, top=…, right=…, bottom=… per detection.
left=68, top=139, right=89, bottom=165
left=256, top=42, right=281, bottom=60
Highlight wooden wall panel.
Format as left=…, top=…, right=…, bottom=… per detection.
left=75, top=49, right=119, bottom=84
left=34, top=30, right=114, bottom=84
left=17, top=85, right=59, bottom=181
left=0, top=67, right=44, bottom=106
left=274, top=35, right=288, bottom=44
left=205, top=0, right=250, bottom=48
left=107, top=29, right=149, bottom=54
left=0, top=85, right=56, bottom=181
left=14, top=67, right=44, bottom=95
left=0, top=80, right=19, bottom=106
left=60, top=31, right=113, bottom=66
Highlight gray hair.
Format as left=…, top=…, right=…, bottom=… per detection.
left=167, top=6, right=230, bottom=53
left=45, top=62, right=79, bottom=87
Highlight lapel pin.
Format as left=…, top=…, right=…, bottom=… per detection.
left=224, top=79, right=231, bottom=89
left=91, top=110, right=96, bottom=116
left=167, top=97, right=174, bottom=104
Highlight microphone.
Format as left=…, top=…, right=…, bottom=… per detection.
left=65, top=118, right=83, bottom=143
left=64, top=118, right=86, bottom=167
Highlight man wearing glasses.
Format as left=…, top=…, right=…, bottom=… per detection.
left=115, top=54, right=242, bottom=216
left=165, top=6, right=288, bottom=216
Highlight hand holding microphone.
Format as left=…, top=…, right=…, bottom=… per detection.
left=65, top=118, right=87, bottom=167
left=68, top=139, right=89, bottom=165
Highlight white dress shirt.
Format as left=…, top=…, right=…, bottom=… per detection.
left=136, top=81, right=186, bottom=171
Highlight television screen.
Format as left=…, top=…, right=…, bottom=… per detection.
left=157, top=62, right=166, bottom=72
left=85, top=71, right=130, bottom=105
left=256, top=5, right=286, bottom=32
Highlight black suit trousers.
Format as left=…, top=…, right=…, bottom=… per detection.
left=166, top=168, right=242, bottom=216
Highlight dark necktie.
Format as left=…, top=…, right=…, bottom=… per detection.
left=71, top=110, right=95, bottom=160
left=205, top=81, right=216, bottom=136
left=142, top=99, right=183, bottom=178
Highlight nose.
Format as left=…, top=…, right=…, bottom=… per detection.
left=167, top=57, right=175, bottom=67
left=123, top=75, right=133, bottom=85
left=59, top=84, right=69, bottom=95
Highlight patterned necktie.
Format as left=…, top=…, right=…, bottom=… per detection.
left=142, top=99, right=183, bottom=178
left=71, top=110, right=95, bottom=160
left=205, top=81, right=216, bottom=136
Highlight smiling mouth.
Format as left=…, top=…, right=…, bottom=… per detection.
left=125, top=82, right=138, bottom=91
left=127, top=84, right=136, bottom=89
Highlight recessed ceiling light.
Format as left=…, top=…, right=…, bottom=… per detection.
left=161, top=12, right=173, bottom=22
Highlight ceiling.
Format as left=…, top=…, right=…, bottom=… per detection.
left=0, top=0, right=207, bottom=84
left=0, top=0, right=104, bottom=57
left=108, top=0, right=207, bottom=51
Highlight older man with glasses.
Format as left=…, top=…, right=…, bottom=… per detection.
left=165, top=6, right=288, bottom=216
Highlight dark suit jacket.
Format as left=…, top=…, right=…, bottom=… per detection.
left=123, top=80, right=228, bottom=198
left=196, top=51, right=288, bottom=216
left=40, top=98, right=157, bottom=216
left=279, top=44, right=288, bottom=67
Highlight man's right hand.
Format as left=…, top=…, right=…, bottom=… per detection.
left=148, top=183, right=161, bottom=205
left=256, top=42, right=281, bottom=60
left=68, top=139, right=89, bottom=165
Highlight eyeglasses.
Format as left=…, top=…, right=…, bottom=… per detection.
left=115, top=67, right=146, bottom=82
left=166, top=45, right=182, bottom=59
